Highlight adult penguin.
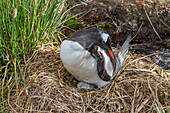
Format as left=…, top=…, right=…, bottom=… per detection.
left=60, top=28, right=131, bottom=89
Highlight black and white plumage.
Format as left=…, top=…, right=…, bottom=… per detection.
left=60, top=28, right=131, bottom=89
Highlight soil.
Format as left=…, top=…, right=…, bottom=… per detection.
left=66, top=0, right=170, bottom=70
left=67, top=0, right=169, bottom=46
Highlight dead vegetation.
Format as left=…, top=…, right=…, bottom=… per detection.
left=3, top=0, right=170, bottom=112
left=5, top=43, right=169, bottom=112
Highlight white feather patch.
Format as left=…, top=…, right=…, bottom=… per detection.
left=100, top=32, right=109, bottom=43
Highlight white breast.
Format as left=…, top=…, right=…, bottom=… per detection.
left=60, top=40, right=110, bottom=87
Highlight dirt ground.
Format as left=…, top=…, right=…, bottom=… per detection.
left=67, top=0, right=169, bottom=47
left=66, top=0, right=170, bottom=70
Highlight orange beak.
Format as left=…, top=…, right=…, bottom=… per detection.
left=107, top=49, right=114, bottom=59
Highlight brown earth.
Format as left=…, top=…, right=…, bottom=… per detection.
left=67, top=0, right=170, bottom=47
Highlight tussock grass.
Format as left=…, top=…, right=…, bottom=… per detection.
left=4, top=43, right=169, bottom=112
left=0, top=0, right=68, bottom=112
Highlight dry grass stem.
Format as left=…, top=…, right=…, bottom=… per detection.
left=143, top=7, right=162, bottom=41
left=5, top=43, right=169, bottom=112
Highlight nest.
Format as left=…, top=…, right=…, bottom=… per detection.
left=7, top=43, right=169, bottom=112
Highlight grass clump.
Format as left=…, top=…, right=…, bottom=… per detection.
left=65, top=14, right=80, bottom=29
left=0, top=0, right=67, bottom=111
left=96, top=21, right=107, bottom=28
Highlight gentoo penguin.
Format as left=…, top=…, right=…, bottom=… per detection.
left=60, top=28, right=131, bottom=89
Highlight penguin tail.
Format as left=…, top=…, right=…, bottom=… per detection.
left=113, top=34, right=131, bottom=76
